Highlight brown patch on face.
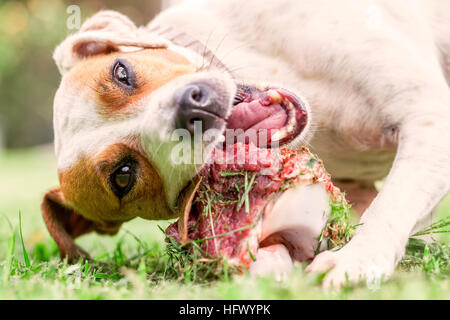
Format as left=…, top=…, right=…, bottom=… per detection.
left=66, top=48, right=195, bottom=116
left=59, top=140, right=173, bottom=225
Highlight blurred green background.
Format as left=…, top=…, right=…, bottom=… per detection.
left=0, top=0, right=163, bottom=149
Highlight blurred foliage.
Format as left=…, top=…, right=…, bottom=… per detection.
left=0, top=0, right=162, bottom=148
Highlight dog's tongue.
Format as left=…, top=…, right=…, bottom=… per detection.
left=165, top=143, right=346, bottom=270
left=226, top=100, right=287, bottom=132
left=224, top=88, right=308, bottom=147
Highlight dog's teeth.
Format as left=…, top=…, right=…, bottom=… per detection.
left=271, top=129, right=288, bottom=142
left=267, top=89, right=282, bottom=103
left=286, top=124, right=295, bottom=133
left=286, top=101, right=294, bottom=110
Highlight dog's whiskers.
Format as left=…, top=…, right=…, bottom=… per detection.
left=220, top=43, right=253, bottom=62
left=206, top=31, right=230, bottom=71
left=200, top=29, right=216, bottom=71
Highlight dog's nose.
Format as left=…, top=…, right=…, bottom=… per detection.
left=175, top=83, right=224, bottom=134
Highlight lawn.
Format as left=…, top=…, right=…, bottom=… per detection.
left=0, top=146, right=449, bottom=299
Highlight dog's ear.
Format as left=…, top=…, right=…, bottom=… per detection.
left=78, top=10, right=137, bottom=34
left=41, top=187, right=94, bottom=261
left=53, top=10, right=135, bottom=74
left=53, top=10, right=166, bottom=75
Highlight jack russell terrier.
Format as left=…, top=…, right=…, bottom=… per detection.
left=42, top=0, right=450, bottom=288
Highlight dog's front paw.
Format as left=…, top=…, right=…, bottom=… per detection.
left=306, top=238, right=397, bottom=290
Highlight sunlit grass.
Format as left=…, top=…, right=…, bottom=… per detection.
left=0, top=147, right=449, bottom=299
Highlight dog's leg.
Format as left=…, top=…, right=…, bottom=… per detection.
left=41, top=188, right=122, bottom=261
left=307, top=89, right=450, bottom=289
left=307, top=100, right=450, bottom=288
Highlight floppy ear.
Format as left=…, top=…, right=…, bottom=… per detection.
left=42, top=187, right=124, bottom=261
left=53, top=10, right=167, bottom=74
left=41, top=187, right=94, bottom=261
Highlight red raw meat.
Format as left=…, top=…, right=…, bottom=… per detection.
left=166, top=143, right=346, bottom=270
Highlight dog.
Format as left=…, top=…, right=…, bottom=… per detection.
left=43, top=0, right=450, bottom=288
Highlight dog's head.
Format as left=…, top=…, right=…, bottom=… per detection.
left=45, top=11, right=311, bottom=230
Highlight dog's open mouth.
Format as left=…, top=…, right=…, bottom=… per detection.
left=225, top=85, right=308, bottom=147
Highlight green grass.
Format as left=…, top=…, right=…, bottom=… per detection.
left=0, top=146, right=449, bottom=299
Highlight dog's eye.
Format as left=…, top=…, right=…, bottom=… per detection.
left=115, top=166, right=131, bottom=188
left=110, top=164, right=136, bottom=198
left=113, top=63, right=130, bottom=85
left=112, top=60, right=135, bottom=88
